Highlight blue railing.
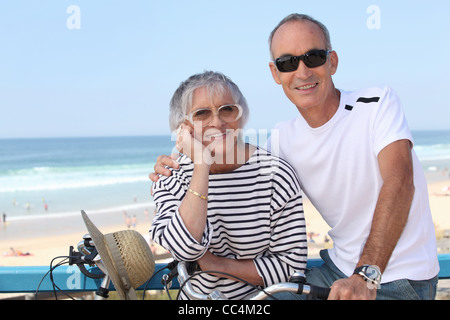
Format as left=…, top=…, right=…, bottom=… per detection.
left=1, top=255, right=449, bottom=295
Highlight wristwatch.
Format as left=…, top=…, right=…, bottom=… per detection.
left=353, top=265, right=382, bottom=289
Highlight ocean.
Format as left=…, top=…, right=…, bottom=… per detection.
left=0, top=131, right=449, bottom=223
left=0, top=135, right=175, bottom=222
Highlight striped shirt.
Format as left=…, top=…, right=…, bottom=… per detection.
left=150, top=146, right=307, bottom=299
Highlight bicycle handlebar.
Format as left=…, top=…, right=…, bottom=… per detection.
left=70, top=233, right=330, bottom=301
left=177, top=261, right=227, bottom=300
left=303, top=283, right=331, bottom=300
left=243, top=282, right=330, bottom=300
left=176, top=261, right=330, bottom=300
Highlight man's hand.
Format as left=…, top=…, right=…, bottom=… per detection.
left=149, top=154, right=180, bottom=182
left=328, top=275, right=377, bottom=300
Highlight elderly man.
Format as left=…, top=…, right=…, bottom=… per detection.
left=150, top=14, right=439, bottom=300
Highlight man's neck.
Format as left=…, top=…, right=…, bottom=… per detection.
left=298, top=88, right=341, bottom=128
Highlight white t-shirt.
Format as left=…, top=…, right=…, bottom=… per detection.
left=267, top=86, right=439, bottom=282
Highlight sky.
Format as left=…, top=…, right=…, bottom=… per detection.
left=1, top=0, right=449, bottom=138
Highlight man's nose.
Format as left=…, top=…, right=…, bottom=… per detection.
left=294, top=60, right=313, bottom=79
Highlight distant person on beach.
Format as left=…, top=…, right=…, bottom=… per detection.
left=149, top=71, right=307, bottom=299
left=149, top=14, right=439, bottom=300
left=144, top=208, right=149, bottom=220
left=3, top=247, right=31, bottom=257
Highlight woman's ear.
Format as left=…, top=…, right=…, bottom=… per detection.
left=183, top=120, right=194, bottom=129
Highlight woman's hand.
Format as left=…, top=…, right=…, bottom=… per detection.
left=176, top=123, right=213, bottom=166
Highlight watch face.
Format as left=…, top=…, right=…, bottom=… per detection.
left=365, top=266, right=380, bottom=280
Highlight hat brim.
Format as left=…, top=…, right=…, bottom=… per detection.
left=81, top=210, right=137, bottom=300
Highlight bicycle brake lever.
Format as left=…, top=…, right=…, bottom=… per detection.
left=186, top=261, right=200, bottom=274
left=161, top=260, right=179, bottom=286
left=69, top=245, right=105, bottom=280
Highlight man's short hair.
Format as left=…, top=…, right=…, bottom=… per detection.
left=268, top=13, right=332, bottom=59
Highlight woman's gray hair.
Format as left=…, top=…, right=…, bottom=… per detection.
left=169, top=71, right=249, bottom=132
left=268, top=13, right=332, bottom=60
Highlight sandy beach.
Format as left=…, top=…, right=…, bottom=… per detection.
left=0, top=202, right=170, bottom=267
left=1, top=180, right=449, bottom=268
left=0, top=180, right=449, bottom=300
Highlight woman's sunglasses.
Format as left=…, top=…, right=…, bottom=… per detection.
left=185, top=104, right=243, bottom=127
left=274, top=49, right=331, bottom=73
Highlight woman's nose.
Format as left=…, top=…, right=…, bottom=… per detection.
left=208, top=113, right=224, bottom=127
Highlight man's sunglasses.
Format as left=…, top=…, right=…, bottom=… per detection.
left=274, top=49, right=331, bottom=73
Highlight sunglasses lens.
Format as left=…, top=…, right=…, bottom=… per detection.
left=191, top=105, right=241, bottom=126
left=276, top=56, right=299, bottom=73
left=275, top=50, right=328, bottom=72
left=304, top=50, right=328, bottom=68
left=192, top=109, right=213, bottom=122
left=218, top=105, right=241, bottom=122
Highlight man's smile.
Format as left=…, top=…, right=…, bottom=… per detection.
left=295, top=82, right=318, bottom=92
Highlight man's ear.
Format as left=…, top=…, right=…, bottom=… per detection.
left=329, top=50, right=339, bottom=76
left=269, top=62, right=282, bottom=85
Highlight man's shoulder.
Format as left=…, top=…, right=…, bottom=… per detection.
left=272, top=115, right=301, bottom=133
left=341, top=85, right=392, bottom=103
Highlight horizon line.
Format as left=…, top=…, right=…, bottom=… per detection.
left=1, top=128, right=450, bottom=140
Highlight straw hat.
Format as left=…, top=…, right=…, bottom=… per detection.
left=81, top=210, right=155, bottom=300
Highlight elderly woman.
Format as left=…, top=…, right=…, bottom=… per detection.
left=150, top=71, right=307, bottom=299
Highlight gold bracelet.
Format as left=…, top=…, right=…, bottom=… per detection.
left=187, top=188, right=208, bottom=201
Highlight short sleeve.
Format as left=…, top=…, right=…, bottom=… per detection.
left=372, top=87, right=413, bottom=156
